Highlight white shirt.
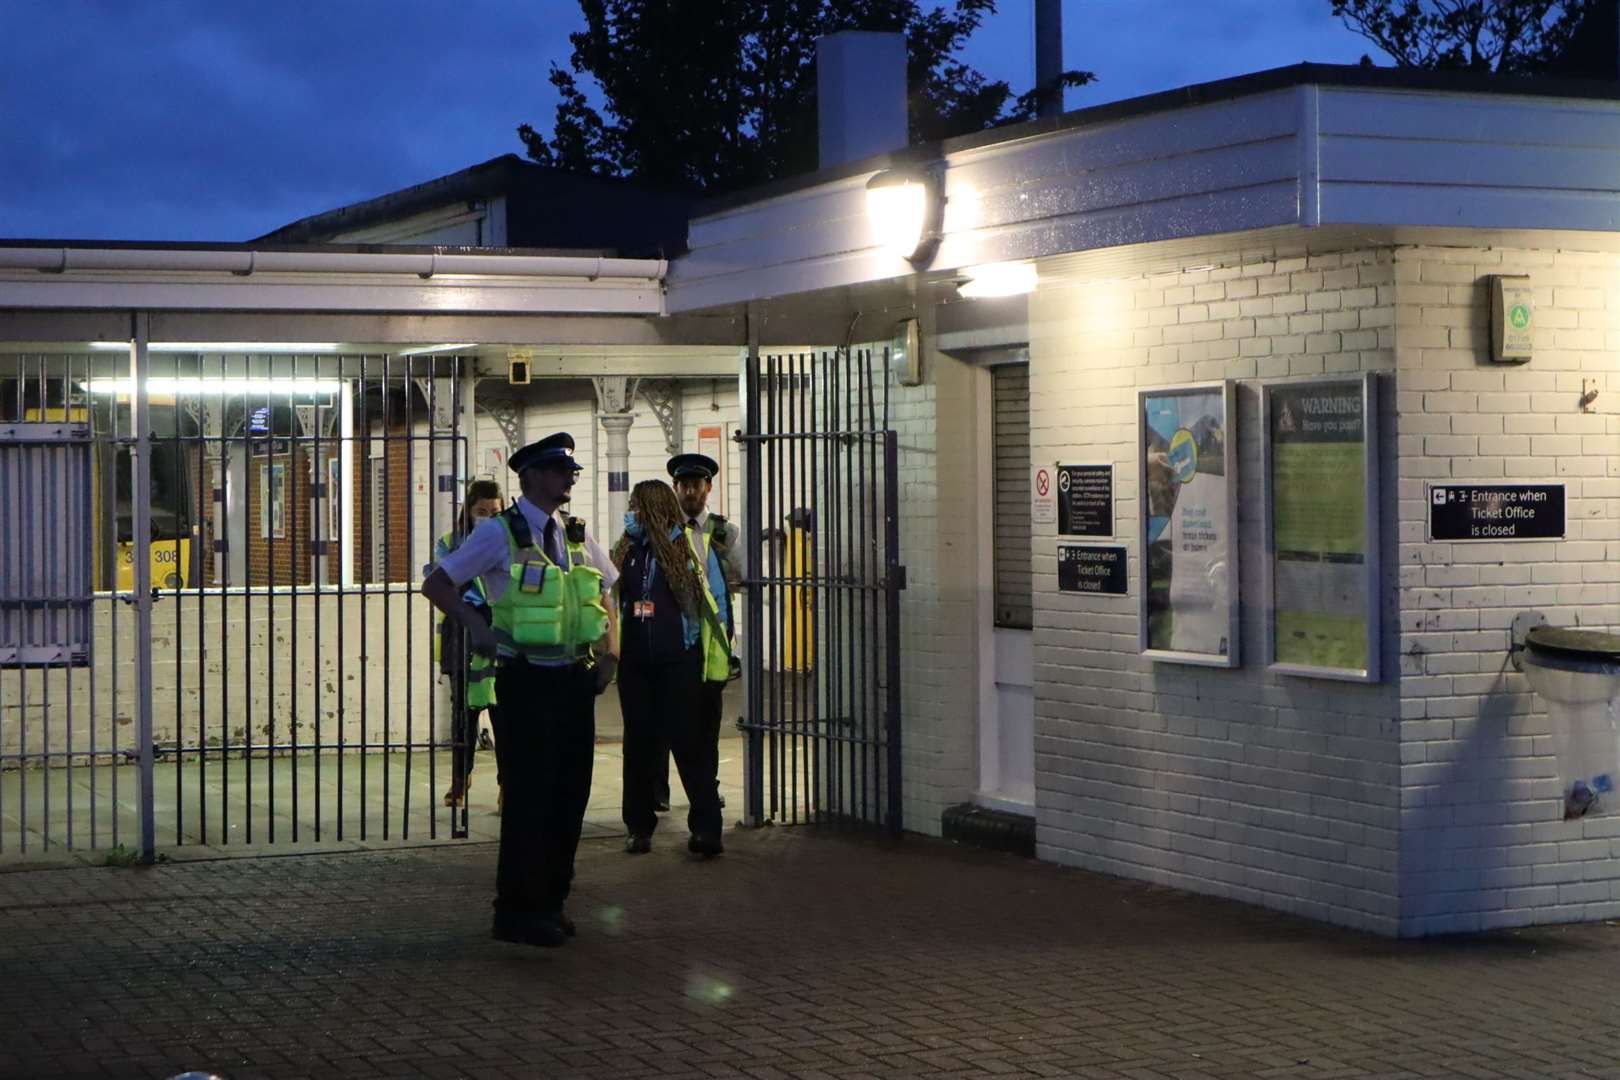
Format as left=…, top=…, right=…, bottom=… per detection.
left=434, top=496, right=618, bottom=603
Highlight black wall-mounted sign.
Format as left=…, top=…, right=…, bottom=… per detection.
left=1057, top=464, right=1113, bottom=537
left=1058, top=545, right=1127, bottom=595
left=1429, top=484, right=1565, bottom=541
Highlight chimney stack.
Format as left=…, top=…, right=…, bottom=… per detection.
left=1035, top=0, right=1063, bottom=118
left=817, top=31, right=909, bottom=169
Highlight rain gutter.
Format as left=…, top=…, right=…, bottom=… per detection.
left=0, top=247, right=668, bottom=281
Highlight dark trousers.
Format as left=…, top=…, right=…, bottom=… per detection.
left=489, top=661, right=595, bottom=916
left=697, top=679, right=723, bottom=797
left=620, top=650, right=722, bottom=840
left=447, top=656, right=493, bottom=785
left=656, top=671, right=726, bottom=805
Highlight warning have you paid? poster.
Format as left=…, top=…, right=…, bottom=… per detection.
left=1141, top=385, right=1234, bottom=662
left=1265, top=375, right=1377, bottom=679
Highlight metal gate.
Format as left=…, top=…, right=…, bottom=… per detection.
left=0, top=330, right=479, bottom=863
left=741, top=347, right=903, bottom=832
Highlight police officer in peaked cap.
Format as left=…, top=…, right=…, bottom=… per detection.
left=661, top=451, right=742, bottom=817
left=424, top=431, right=620, bottom=947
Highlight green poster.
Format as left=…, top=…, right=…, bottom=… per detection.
left=1269, top=381, right=1371, bottom=673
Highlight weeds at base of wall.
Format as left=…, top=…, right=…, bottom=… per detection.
left=99, top=844, right=169, bottom=867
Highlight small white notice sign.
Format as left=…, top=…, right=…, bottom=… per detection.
left=1032, top=464, right=1057, bottom=526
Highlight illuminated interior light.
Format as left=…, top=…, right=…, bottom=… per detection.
left=79, top=378, right=346, bottom=396
left=86, top=342, right=345, bottom=353
left=398, top=343, right=478, bottom=356
left=956, top=261, right=1039, bottom=299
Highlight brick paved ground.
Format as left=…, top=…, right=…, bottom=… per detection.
left=1, top=828, right=1618, bottom=1080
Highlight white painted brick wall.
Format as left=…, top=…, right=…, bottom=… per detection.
left=891, top=349, right=978, bottom=834
left=1028, top=248, right=1404, bottom=935
left=1393, top=245, right=1620, bottom=937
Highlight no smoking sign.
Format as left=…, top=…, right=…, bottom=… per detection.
left=1032, top=465, right=1057, bottom=525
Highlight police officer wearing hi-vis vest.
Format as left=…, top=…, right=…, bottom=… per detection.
left=662, top=453, right=741, bottom=812
left=423, top=432, right=619, bottom=948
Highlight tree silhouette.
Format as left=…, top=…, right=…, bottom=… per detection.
left=518, top=0, right=1093, bottom=193
left=1331, top=0, right=1601, bottom=73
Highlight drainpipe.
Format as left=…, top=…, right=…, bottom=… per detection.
left=129, top=312, right=156, bottom=863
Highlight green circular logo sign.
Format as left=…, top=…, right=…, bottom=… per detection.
left=1509, top=303, right=1530, bottom=330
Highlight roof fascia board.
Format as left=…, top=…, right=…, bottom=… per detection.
left=668, top=88, right=1304, bottom=313
left=0, top=311, right=743, bottom=347
left=0, top=275, right=662, bottom=315
left=691, top=61, right=1620, bottom=220
left=1316, top=85, right=1620, bottom=232
left=669, top=80, right=1620, bottom=315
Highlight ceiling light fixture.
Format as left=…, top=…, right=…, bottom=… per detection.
left=956, top=261, right=1039, bottom=299
left=86, top=341, right=345, bottom=353
left=79, top=378, right=346, bottom=396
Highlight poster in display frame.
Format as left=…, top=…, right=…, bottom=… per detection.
left=1137, top=381, right=1239, bottom=667
left=328, top=456, right=342, bottom=543
left=260, top=461, right=286, bottom=540
left=1260, top=372, right=1380, bottom=683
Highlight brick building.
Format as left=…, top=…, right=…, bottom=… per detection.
left=3, top=61, right=1618, bottom=936
left=665, top=63, right=1620, bottom=936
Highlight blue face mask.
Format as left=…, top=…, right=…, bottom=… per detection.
left=623, top=511, right=643, bottom=538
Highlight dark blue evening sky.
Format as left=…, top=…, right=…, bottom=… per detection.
left=0, top=1, right=1383, bottom=242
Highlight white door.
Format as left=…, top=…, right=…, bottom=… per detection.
left=977, top=360, right=1035, bottom=811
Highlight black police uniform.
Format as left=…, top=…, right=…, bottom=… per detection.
left=659, top=453, right=735, bottom=817
left=440, top=432, right=608, bottom=947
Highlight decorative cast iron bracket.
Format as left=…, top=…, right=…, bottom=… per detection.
left=638, top=378, right=683, bottom=456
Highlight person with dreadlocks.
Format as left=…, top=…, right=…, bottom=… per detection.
left=612, top=478, right=732, bottom=857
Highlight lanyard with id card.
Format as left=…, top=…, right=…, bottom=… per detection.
left=633, top=546, right=657, bottom=620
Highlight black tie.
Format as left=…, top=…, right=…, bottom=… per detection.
left=687, top=518, right=700, bottom=531
left=544, top=517, right=564, bottom=565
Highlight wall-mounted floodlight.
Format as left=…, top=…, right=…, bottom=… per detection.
left=865, top=166, right=943, bottom=266
left=79, top=378, right=346, bottom=396
left=956, top=261, right=1038, bottom=299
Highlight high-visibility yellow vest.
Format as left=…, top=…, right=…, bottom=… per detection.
left=432, top=528, right=489, bottom=662
left=488, top=508, right=608, bottom=662
left=685, top=525, right=733, bottom=684
left=466, top=652, right=496, bottom=709
left=432, top=529, right=498, bottom=708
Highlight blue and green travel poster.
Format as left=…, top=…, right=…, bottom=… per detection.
left=1142, top=388, right=1230, bottom=657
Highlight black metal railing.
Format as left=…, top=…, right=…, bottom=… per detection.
left=742, top=347, right=903, bottom=832
left=0, top=350, right=477, bottom=859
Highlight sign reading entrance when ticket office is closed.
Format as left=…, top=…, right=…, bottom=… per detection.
left=1428, top=484, right=1565, bottom=541
left=1057, top=544, right=1127, bottom=595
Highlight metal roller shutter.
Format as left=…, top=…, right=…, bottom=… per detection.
left=992, top=364, right=1032, bottom=630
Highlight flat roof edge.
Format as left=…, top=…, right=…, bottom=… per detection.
left=693, top=62, right=1620, bottom=220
